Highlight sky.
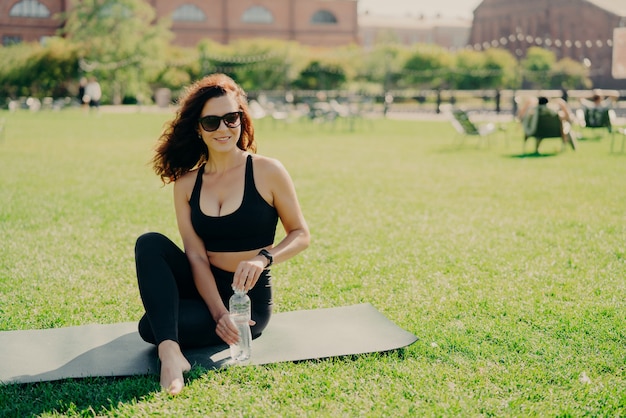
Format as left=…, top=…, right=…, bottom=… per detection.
left=357, top=0, right=484, bottom=19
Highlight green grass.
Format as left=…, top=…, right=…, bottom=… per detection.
left=0, top=109, right=624, bottom=417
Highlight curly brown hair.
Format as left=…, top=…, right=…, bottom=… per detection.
left=152, top=73, right=256, bottom=183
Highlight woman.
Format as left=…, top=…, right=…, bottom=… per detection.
left=135, top=74, right=310, bottom=395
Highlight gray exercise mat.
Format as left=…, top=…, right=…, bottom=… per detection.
left=0, top=303, right=417, bottom=385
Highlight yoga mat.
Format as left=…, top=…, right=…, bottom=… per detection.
left=0, top=303, right=417, bottom=385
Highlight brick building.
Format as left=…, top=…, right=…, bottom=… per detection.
left=0, top=0, right=358, bottom=47
left=468, top=0, right=626, bottom=87
left=359, top=13, right=471, bottom=50
left=0, top=0, right=69, bottom=45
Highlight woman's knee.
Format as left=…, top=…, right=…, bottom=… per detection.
left=251, top=309, right=272, bottom=338
left=135, top=232, right=169, bottom=256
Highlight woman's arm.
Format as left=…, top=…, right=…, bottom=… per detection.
left=232, top=157, right=310, bottom=291
left=173, top=174, right=238, bottom=343
left=265, top=158, right=310, bottom=263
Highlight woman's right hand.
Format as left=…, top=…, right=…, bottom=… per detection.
left=215, top=311, right=256, bottom=345
left=215, top=312, right=239, bottom=345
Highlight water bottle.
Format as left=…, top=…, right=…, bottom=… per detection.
left=229, top=289, right=252, bottom=363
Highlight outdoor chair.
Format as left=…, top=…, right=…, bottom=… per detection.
left=576, top=106, right=616, bottom=139
left=0, top=117, right=5, bottom=141
left=522, top=107, right=566, bottom=154
left=612, top=128, right=626, bottom=153
left=449, top=109, right=497, bottom=147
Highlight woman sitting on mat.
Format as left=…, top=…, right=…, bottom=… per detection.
left=135, top=73, right=310, bottom=394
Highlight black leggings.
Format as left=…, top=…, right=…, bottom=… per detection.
left=135, top=232, right=272, bottom=348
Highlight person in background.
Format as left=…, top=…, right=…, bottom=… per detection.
left=579, top=89, right=619, bottom=130
left=518, top=96, right=578, bottom=151
left=580, top=89, right=619, bottom=110
left=84, top=77, right=102, bottom=110
left=134, top=73, right=310, bottom=395
left=78, top=77, right=88, bottom=108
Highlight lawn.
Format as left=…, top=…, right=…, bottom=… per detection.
left=0, top=108, right=624, bottom=417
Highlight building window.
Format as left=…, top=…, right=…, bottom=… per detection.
left=9, top=0, right=50, bottom=18
left=3, top=35, right=22, bottom=46
left=99, top=3, right=131, bottom=18
left=241, top=6, right=273, bottom=24
left=172, top=4, right=206, bottom=22
left=311, top=10, right=337, bottom=24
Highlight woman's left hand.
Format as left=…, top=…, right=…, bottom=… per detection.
left=233, top=256, right=265, bottom=292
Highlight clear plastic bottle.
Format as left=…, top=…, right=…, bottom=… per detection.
left=229, top=289, right=252, bottom=363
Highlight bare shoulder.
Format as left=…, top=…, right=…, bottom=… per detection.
left=174, top=167, right=200, bottom=197
left=251, top=154, right=289, bottom=178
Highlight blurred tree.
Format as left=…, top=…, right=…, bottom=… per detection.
left=402, top=45, right=454, bottom=88
left=521, top=47, right=555, bottom=89
left=151, top=45, right=200, bottom=92
left=292, top=60, right=346, bottom=90
left=27, top=38, right=81, bottom=98
left=59, top=0, right=172, bottom=104
left=322, top=44, right=362, bottom=84
left=452, top=49, right=486, bottom=89
left=0, top=39, right=80, bottom=99
left=358, top=44, right=408, bottom=92
left=483, top=48, right=518, bottom=89
left=199, top=39, right=300, bottom=91
left=0, top=42, right=38, bottom=98
left=550, top=57, right=592, bottom=89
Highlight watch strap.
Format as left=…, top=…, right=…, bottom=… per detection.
left=258, top=249, right=273, bottom=268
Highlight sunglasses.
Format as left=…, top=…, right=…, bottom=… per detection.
left=199, top=111, right=243, bottom=132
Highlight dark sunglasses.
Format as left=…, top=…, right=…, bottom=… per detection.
left=199, top=111, right=243, bottom=132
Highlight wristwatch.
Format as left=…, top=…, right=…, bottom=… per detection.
left=258, top=249, right=273, bottom=268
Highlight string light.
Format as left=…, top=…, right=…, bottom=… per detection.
left=79, top=57, right=140, bottom=71
left=469, top=31, right=614, bottom=52
left=79, top=50, right=279, bottom=72
left=201, top=51, right=279, bottom=63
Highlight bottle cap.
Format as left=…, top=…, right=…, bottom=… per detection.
left=231, top=284, right=246, bottom=294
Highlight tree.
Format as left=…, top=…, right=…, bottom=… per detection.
left=59, top=0, right=172, bottom=104
left=482, top=48, right=518, bottom=89
left=550, top=57, right=592, bottom=89
left=199, top=39, right=299, bottom=91
left=521, top=47, right=556, bottom=89
left=452, top=49, right=486, bottom=89
left=402, top=45, right=454, bottom=89
left=0, top=42, right=39, bottom=98
left=358, top=44, right=409, bottom=91
left=0, top=39, right=80, bottom=99
left=292, top=60, right=347, bottom=90
left=28, top=39, right=81, bottom=98
left=150, top=45, right=200, bottom=93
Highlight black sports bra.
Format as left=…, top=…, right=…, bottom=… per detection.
left=189, top=155, right=278, bottom=252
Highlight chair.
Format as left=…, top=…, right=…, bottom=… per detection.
left=613, top=128, right=626, bottom=153
left=523, top=106, right=566, bottom=154
left=449, top=109, right=497, bottom=147
left=576, top=106, right=616, bottom=138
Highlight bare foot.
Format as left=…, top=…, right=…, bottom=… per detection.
left=158, top=340, right=191, bottom=395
